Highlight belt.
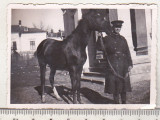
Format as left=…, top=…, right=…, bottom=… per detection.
left=108, top=52, right=125, bottom=56
left=115, top=52, right=122, bottom=54
left=114, top=52, right=125, bottom=57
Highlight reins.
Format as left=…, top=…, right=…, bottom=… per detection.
left=99, top=33, right=127, bottom=80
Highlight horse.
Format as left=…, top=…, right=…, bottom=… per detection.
left=36, top=9, right=111, bottom=104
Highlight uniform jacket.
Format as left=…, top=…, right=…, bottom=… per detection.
left=103, top=32, right=133, bottom=94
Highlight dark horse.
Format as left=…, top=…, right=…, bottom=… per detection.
left=36, top=9, right=111, bottom=104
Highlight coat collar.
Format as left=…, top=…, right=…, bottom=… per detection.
left=110, top=32, right=121, bottom=38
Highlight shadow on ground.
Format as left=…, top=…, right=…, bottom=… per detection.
left=34, top=86, right=114, bottom=104
left=35, top=86, right=73, bottom=104
left=81, top=87, right=114, bottom=104
left=11, top=65, right=150, bottom=104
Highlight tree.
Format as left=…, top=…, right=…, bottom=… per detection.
left=32, top=23, right=37, bottom=28
left=39, top=21, right=44, bottom=30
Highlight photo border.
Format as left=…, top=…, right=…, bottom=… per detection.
left=7, top=3, right=157, bottom=109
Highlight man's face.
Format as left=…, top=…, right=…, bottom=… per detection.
left=113, top=27, right=121, bottom=34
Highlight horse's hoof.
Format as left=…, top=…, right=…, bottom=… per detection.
left=56, top=97, right=62, bottom=101
left=78, top=101, right=83, bottom=104
left=73, top=101, right=78, bottom=104
left=114, top=101, right=119, bottom=104
left=53, top=87, right=62, bottom=101
left=42, top=95, right=46, bottom=103
left=77, top=98, right=83, bottom=104
left=54, top=94, right=62, bottom=101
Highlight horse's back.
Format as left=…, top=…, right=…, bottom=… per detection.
left=37, top=39, right=67, bottom=67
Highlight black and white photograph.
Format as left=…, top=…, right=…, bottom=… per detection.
left=8, top=4, right=157, bottom=108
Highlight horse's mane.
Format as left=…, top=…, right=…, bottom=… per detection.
left=62, top=19, right=88, bottom=43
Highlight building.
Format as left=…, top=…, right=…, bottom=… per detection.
left=47, top=29, right=65, bottom=41
left=11, top=20, right=47, bottom=54
left=62, top=9, right=152, bottom=82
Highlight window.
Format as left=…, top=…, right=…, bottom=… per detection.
left=24, top=27, right=28, bottom=32
left=30, top=41, right=35, bottom=50
left=12, top=41, right=17, bottom=50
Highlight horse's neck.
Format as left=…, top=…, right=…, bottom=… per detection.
left=75, top=19, right=91, bottom=34
left=71, top=19, right=92, bottom=48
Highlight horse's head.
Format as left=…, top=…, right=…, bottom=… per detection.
left=82, top=9, right=112, bottom=35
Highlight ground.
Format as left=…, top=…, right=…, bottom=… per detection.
left=11, top=64, right=150, bottom=104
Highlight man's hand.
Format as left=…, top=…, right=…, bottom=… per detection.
left=128, top=66, right=132, bottom=72
left=125, top=72, right=129, bottom=78
left=125, top=66, right=132, bottom=78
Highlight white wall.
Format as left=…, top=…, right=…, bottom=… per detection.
left=11, top=33, right=46, bottom=52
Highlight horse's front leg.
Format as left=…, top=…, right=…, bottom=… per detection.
left=69, top=66, right=78, bottom=104
left=49, top=66, right=61, bottom=100
left=77, top=66, right=83, bottom=104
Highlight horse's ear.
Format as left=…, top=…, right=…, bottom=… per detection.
left=88, top=9, right=98, bottom=15
left=82, top=9, right=96, bottom=18
left=95, top=9, right=109, bottom=16
left=89, top=9, right=97, bottom=13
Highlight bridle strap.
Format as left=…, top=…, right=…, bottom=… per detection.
left=99, top=32, right=126, bottom=80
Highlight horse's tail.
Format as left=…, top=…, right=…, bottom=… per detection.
left=34, top=51, right=37, bottom=57
left=36, top=39, right=47, bottom=57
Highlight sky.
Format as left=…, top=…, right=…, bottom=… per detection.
left=11, top=9, right=64, bottom=32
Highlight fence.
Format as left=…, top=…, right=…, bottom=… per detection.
left=11, top=51, right=38, bottom=67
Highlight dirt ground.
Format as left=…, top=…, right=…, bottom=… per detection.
left=11, top=64, right=150, bottom=104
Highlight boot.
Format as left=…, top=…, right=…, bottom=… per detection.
left=113, top=94, right=119, bottom=104
left=121, top=92, right=126, bottom=104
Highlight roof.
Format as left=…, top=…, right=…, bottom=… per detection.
left=11, top=25, right=46, bottom=33
left=47, top=31, right=65, bottom=37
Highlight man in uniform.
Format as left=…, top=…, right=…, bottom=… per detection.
left=102, top=20, right=133, bottom=104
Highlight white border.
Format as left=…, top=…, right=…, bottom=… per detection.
left=7, top=4, right=157, bottom=109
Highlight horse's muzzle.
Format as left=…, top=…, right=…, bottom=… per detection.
left=99, top=21, right=112, bottom=34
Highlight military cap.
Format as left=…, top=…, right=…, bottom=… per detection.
left=111, top=20, right=124, bottom=28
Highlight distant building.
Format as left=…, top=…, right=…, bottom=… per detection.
left=47, top=29, right=65, bottom=41
left=11, top=20, right=46, bottom=54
